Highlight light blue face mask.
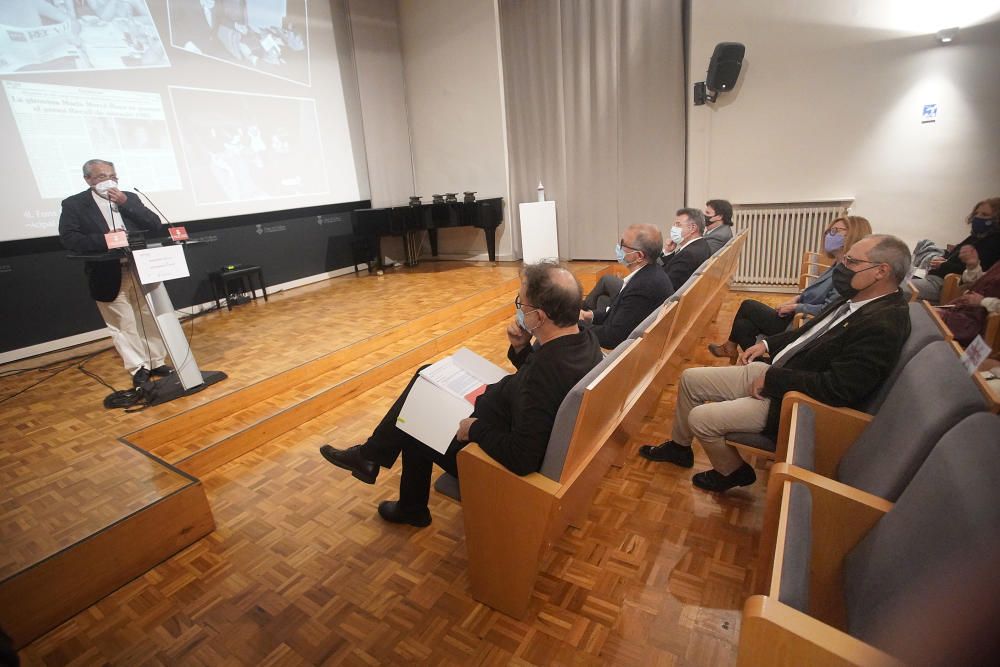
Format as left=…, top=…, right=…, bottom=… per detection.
left=615, top=243, right=629, bottom=265
left=516, top=305, right=537, bottom=331
left=670, top=225, right=685, bottom=245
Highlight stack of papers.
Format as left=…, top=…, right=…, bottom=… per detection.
left=396, top=348, right=509, bottom=453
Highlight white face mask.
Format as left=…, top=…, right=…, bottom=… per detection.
left=670, top=225, right=685, bottom=245
left=93, top=179, right=120, bottom=196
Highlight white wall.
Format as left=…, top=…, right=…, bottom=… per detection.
left=687, top=1, right=1000, bottom=249
left=397, top=0, right=513, bottom=260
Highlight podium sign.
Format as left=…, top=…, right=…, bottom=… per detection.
left=132, top=245, right=190, bottom=284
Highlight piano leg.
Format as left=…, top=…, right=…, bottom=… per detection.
left=428, top=229, right=439, bottom=257
left=484, top=227, right=497, bottom=262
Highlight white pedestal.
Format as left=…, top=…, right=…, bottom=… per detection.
left=519, top=201, right=559, bottom=263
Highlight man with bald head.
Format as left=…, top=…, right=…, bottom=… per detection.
left=320, top=261, right=603, bottom=527
left=581, top=223, right=674, bottom=348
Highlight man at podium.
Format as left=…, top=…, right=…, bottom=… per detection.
left=58, top=159, right=172, bottom=387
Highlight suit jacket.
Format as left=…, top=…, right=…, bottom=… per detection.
left=661, top=237, right=711, bottom=289
left=58, top=189, right=163, bottom=301
left=760, top=290, right=911, bottom=436
left=703, top=224, right=733, bottom=254
left=467, top=329, right=603, bottom=475
left=591, top=263, right=673, bottom=348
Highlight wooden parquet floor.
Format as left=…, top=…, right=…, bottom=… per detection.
left=3, top=262, right=787, bottom=666
left=0, top=262, right=536, bottom=581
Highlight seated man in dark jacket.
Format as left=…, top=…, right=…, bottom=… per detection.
left=661, top=208, right=712, bottom=289
left=640, top=234, right=913, bottom=492
left=580, top=223, right=674, bottom=348
left=320, top=261, right=604, bottom=527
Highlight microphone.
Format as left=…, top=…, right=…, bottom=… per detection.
left=135, top=187, right=189, bottom=243
left=134, top=186, right=172, bottom=226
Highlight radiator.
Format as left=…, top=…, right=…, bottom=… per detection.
left=731, top=200, right=853, bottom=292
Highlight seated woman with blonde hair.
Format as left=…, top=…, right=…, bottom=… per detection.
left=708, top=215, right=872, bottom=362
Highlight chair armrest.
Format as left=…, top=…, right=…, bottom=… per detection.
left=457, top=444, right=561, bottom=494
left=767, top=463, right=889, bottom=628
left=921, top=300, right=955, bottom=341
left=985, top=312, right=1000, bottom=351
left=939, top=273, right=963, bottom=304
left=798, top=270, right=821, bottom=291
left=739, top=595, right=902, bottom=667
left=776, top=392, right=873, bottom=476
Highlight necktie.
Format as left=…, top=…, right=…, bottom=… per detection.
left=771, top=302, right=850, bottom=368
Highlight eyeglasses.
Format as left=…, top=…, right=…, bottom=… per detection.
left=841, top=255, right=881, bottom=268
left=619, top=240, right=640, bottom=252
left=514, top=295, right=538, bottom=310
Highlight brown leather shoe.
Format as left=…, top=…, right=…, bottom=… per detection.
left=707, top=342, right=738, bottom=364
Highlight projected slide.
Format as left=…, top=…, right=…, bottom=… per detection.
left=0, top=0, right=366, bottom=242
left=168, top=0, right=309, bottom=85
left=4, top=80, right=182, bottom=200
left=0, top=1, right=169, bottom=74
left=169, top=86, right=326, bottom=204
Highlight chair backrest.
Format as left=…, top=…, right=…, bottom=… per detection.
left=667, top=270, right=701, bottom=302
left=843, top=413, right=1000, bottom=648
left=627, top=303, right=662, bottom=341
left=539, top=337, right=640, bottom=482
left=837, top=341, right=987, bottom=501
left=861, top=301, right=947, bottom=413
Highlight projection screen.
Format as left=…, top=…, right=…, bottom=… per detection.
left=0, top=0, right=368, bottom=242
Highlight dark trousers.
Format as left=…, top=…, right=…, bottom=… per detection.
left=728, top=299, right=791, bottom=351
left=358, top=367, right=467, bottom=511
left=583, top=274, right=624, bottom=314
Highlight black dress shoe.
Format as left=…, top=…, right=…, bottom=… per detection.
left=132, top=367, right=151, bottom=387
left=638, top=440, right=694, bottom=468
left=150, top=365, right=174, bottom=377
left=377, top=500, right=432, bottom=527
left=319, top=444, right=379, bottom=484
left=692, top=464, right=757, bottom=492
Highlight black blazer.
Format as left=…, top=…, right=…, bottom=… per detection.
left=467, top=329, right=604, bottom=475
left=761, top=291, right=911, bottom=436
left=661, top=237, right=711, bottom=289
left=591, top=263, right=674, bottom=348
left=58, top=189, right=163, bottom=301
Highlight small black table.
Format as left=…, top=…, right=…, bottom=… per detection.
left=210, top=265, right=268, bottom=311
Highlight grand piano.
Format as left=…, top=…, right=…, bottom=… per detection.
left=352, top=196, right=503, bottom=270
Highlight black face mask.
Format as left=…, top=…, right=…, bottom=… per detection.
left=832, top=262, right=879, bottom=299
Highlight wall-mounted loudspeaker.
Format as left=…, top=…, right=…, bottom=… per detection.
left=705, top=42, right=745, bottom=92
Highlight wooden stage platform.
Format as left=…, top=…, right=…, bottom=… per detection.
left=0, top=260, right=776, bottom=665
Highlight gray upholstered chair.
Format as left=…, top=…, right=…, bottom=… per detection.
left=780, top=340, right=987, bottom=501
left=741, top=412, right=1000, bottom=665
left=861, top=301, right=946, bottom=413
